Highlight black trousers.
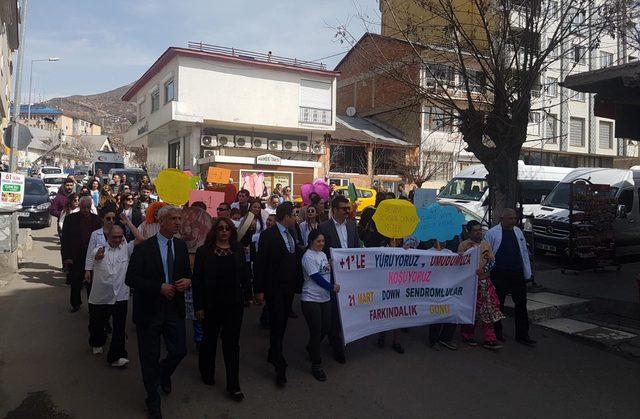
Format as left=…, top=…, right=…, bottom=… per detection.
left=69, top=260, right=91, bottom=309
left=136, top=304, right=187, bottom=412
left=88, top=300, right=128, bottom=363
left=429, top=323, right=456, bottom=346
left=199, top=303, right=244, bottom=392
left=328, top=293, right=345, bottom=356
left=491, top=270, right=530, bottom=339
left=301, top=300, right=331, bottom=365
left=266, top=292, right=294, bottom=371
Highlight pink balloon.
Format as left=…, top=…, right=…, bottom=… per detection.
left=300, top=183, right=315, bottom=205
left=313, top=179, right=330, bottom=201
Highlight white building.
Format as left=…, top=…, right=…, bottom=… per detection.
left=123, top=42, right=337, bottom=195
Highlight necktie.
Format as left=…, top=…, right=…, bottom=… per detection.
left=167, top=239, right=174, bottom=283
left=286, top=230, right=295, bottom=254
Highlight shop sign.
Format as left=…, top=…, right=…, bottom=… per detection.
left=256, top=154, right=282, bottom=166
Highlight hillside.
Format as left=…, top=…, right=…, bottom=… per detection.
left=41, top=84, right=136, bottom=150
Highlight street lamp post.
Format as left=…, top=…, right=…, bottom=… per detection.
left=27, top=57, right=60, bottom=121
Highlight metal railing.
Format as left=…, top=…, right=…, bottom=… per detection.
left=187, top=41, right=327, bottom=71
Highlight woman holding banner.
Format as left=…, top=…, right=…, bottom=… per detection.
left=301, top=230, right=340, bottom=381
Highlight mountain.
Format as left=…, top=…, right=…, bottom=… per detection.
left=42, top=84, right=136, bottom=150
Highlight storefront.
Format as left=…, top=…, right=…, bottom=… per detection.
left=198, top=153, right=320, bottom=197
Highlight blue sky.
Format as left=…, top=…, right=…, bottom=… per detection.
left=23, top=0, right=380, bottom=101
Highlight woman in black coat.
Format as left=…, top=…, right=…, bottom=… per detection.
left=192, top=217, right=251, bottom=402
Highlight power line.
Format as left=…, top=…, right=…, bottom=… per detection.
left=310, top=50, right=350, bottom=63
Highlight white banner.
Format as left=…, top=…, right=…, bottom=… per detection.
left=331, top=247, right=479, bottom=344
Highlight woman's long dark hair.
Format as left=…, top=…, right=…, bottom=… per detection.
left=306, top=229, right=324, bottom=250
left=204, top=217, right=238, bottom=248
left=358, top=206, right=377, bottom=236
left=63, top=193, right=78, bottom=212
left=248, top=198, right=265, bottom=231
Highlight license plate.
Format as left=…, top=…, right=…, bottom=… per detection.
left=536, top=243, right=556, bottom=252
left=17, top=212, right=29, bottom=218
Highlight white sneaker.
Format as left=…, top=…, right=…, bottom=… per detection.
left=111, top=358, right=129, bottom=367
left=92, top=346, right=103, bottom=355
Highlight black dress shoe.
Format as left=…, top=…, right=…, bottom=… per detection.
left=311, top=365, right=327, bottom=382
left=276, top=369, right=287, bottom=387
left=333, top=351, right=346, bottom=364
left=228, top=390, right=245, bottom=402
left=516, top=337, right=537, bottom=347
left=160, top=375, right=172, bottom=395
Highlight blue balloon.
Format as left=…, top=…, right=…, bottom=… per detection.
left=413, top=203, right=466, bottom=242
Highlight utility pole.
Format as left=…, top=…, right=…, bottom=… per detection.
left=27, top=57, right=61, bottom=120
left=9, top=0, right=29, bottom=172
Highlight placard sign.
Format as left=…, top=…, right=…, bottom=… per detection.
left=331, top=247, right=478, bottom=344
left=0, top=172, right=25, bottom=206
left=207, top=167, right=231, bottom=184
left=413, top=203, right=466, bottom=242
left=189, top=190, right=226, bottom=218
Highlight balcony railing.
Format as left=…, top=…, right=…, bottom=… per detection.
left=299, top=107, right=332, bottom=125
left=187, top=41, right=327, bottom=71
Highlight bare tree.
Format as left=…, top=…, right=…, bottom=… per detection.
left=338, top=0, right=628, bottom=222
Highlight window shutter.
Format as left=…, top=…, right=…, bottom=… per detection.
left=300, top=80, right=332, bottom=110
left=570, top=118, right=584, bottom=147
left=599, top=121, right=612, bottom=149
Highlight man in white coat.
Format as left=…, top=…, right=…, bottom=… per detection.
left=484, top=208, right=536, bottom=347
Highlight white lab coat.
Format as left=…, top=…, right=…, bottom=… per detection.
left=484, top=224, right=532, bottom=280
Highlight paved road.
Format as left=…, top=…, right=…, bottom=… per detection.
left=1, top=226, right=639, bottom=418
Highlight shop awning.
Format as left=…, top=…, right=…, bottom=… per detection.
left=333, top=115, right=414, bottom=148
left=563, top=61, right=640, bottom=140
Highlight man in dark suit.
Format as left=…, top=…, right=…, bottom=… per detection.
left=61, top=196, right=101, bottom=312
left=254, top=202, right=301, bottom=387
left=318, top=194, right=360, bottom=364
left=125, top=206, right=192, bottom=419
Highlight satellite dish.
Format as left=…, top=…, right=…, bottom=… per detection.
left=346, top=106, right=356, bottom=117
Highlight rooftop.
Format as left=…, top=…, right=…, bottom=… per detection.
left=333, top=115, right=413, bottom=148
left=122, top=42, right=339, bottom=102
left=12, top=106, right=62, bottom=116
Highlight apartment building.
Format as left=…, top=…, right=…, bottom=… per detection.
left=378, top=0, right=639, bottom=172
left=0, top=0, right=18, bottom=132
left=123, top=42, right=337, bottom=194
left=17, top=105, right=102, bottom=135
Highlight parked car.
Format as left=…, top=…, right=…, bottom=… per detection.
left=35, top=166, right=63, bottom=178
left=334, top=186, right=377, bottom=210
left=42, top=174, right=68, bottom=196
left=18, top=177, right=52, bottom=229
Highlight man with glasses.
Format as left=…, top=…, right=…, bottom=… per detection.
left=254, top=202, right=302, bottom=387
left=318, top=195, right=360, bottom=364
left=216, top=202, right=232, bottom=219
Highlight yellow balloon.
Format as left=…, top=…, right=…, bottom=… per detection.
left=372, top=199, right=419, bottom=239
left=154, top=168, right=191, bottom=206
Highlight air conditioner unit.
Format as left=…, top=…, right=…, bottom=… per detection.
left=268, top=139, right=282, bottom=151
left=203, top=149, right=216, bottom=158
left=282, top=139, right=299, bottom=152
left=252, top=136, right=268, bottom=150
left=234, top=135, right=251, bottom=148
left=200, top=135, right=217, bottom=147
left=311, top=141, right=325, bottom=155
left=297, top=140, right=310, bottom=153
left=217, top=134, right=234, bottom=147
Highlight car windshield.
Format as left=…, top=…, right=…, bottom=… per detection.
left=438, top=178, right=488, bottom=201
left=45, top=177, right=66, bottom=185
left=25, top=179, right=48, bottom=195
left=41, top=168, right=61, bottom=174
left=542, top=182, right=619, bottom=209
left=520, top=180, right=560, bottom=205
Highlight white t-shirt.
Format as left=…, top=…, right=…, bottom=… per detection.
left=301, top=249, right=331, bottom=303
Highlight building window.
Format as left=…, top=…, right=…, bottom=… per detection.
left=299, top=79, right=332, bottom=125
left=151, top=90, right=160, bottom=113
left=570, top=117, right=585, bottom=147
left=547, top=77, right=558, bottom=97
left=573, top=45, right=586, bottom=65
left=600, top=51, right=614, bottom=68
left=168, top=141, right=181, bottom=169
left=137, top=98, right=146, bottom=121
left=572, top=91, right=586, bottom=102
left=570, top=8, right=586, bottom=31
left=599, top=121, right=613, bottom=149
left=528, top=112, right=541, bottom=136
left=424, top=63, right=455, bottom=87
left=329, top=144, right=367, bottom=174
left=424, top=107, right=453, bottom=132
left=546, top=113, right=558, bottom=143
left=465, top=69, right=485, bottom=93
left=373, top=148, right=401, bottom=175
left=424, top=152, right=453, bottom=181
left=164, top=79, right=174, bottom=103
left=548, top=0, right=558, bottom=17
left=548, top=37, right=558, bottom=59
